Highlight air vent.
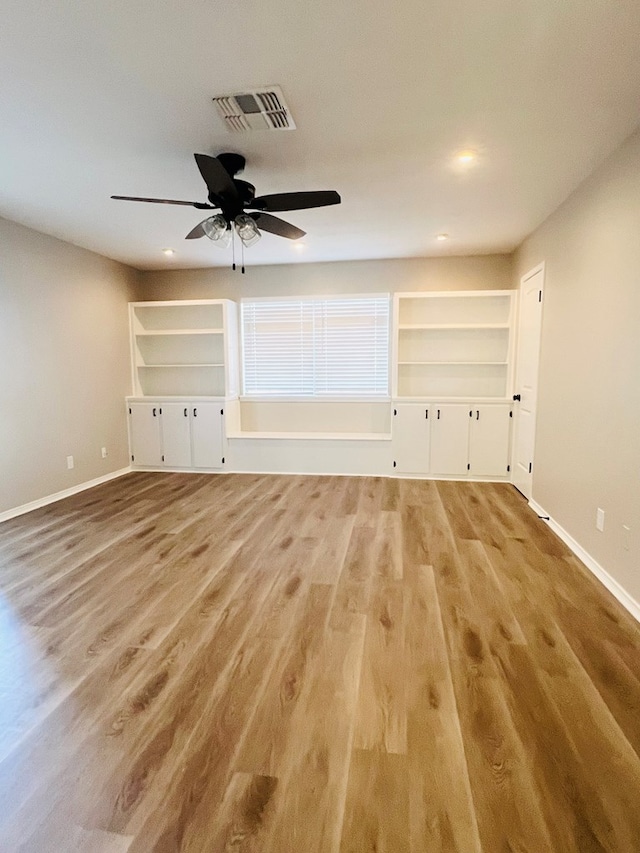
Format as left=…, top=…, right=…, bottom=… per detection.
left=213, top=86, right=296, bottom=133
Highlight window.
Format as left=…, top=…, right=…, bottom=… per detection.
left=241, top=295, right=390, bottom=397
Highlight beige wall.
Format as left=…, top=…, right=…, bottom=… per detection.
left=515, top=129, right=640, bottom=601
left=137, top=253, right=513, bottom=301
left=0, top=216, right=139, bottom=514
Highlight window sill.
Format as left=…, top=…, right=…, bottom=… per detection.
left=239, top=396, right=391, bottom=403
left=226, top=431, right=392, bottom=441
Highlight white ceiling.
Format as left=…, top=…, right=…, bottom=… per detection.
left=1, top=0, right=640, bottom=271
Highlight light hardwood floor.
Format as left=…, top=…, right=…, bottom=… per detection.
left=1, top=472, right=640, bottom=852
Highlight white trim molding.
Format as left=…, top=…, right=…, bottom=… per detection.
left=529, top=500, right=640, bottom=624
left=0, top=467, right=132, bottom=524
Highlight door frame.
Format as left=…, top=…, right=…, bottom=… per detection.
left=511, top=262, right=545, bottom=499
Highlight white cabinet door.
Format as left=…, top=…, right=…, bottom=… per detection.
left=430, top=405, right=470, bottom=476
left=468, top=405, right=511, bottom=477
left=191, top=403, right=223, bottom=469
left=392, top=404, right=430, bottom=473
left=129, top=403, right=162, bottom=467
left=161, top=403, right=192, bottom=468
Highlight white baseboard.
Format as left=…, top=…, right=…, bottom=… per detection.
left=0, top=467, right=132, bottom=524
left=528, top=500, right=640, bottom=624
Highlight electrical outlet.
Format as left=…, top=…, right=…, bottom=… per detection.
left=66, top=455, right=74, bottom=470
left=623, top=524, right=631, bottom=552
left=101, top=447, right=108, bottom=458
left=596, top=507, right=605, bottom=532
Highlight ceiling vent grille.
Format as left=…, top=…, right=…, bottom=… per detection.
left=213, top=86, right=296, bottom=132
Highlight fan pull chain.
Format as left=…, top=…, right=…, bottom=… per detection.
left=232, top=227, right=236, bottom=271
left=241, top=239, right=245, bottom=274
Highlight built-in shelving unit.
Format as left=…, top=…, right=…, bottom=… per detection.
left=129, top=300, right=238, bottom=398
left=393, top=291, right=515, bottom=399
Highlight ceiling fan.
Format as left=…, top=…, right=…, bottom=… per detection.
left=111, top=152, right=341, bottom=251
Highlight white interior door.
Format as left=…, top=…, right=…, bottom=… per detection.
left=191, top=403, right=223, bottom=469
left=512, top=264, right=545, bottom=498
left=392, top=404, right=430, bottom=474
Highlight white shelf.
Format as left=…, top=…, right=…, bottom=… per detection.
left=137, top=363, right=225, bottom=368
left=396, top=291, right=512, bottom=326
left=127, top=395, right=230, bottom=402
left=398, top=323, right=509, bottom=331
left=132, top=301, right=225, bottom=332
left=129, top=300, right=239, bottom=398
left=393, top=291, right=515, bottom=399
left=226, top=430, right=391, bottom=441
left=397, top=360, right=508, bottom=366
left=135, top=329, right=224, bottom=337
left=393, top=395, right=510, bottom=403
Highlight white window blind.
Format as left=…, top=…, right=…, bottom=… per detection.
left=242, top=295, right=390, bottom=397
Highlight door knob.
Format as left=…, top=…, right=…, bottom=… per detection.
left=513, top=394, right=521, bottom=401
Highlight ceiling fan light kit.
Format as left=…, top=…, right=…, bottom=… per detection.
left=111, top=152, right=340, bottom=270
left=202, top=214, right=231, bottom=247
left=234, top=214, right=261, bottom=247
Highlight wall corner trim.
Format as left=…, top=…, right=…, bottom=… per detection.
left=528, top=499, right=640, bottom=625
left=0, top=467, right=132, bottom=524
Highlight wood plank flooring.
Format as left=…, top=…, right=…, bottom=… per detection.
left=0, top=472, right=639, bottom=851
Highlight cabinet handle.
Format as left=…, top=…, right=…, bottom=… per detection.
left=393, top=408, right=397, bottom=416
left=184, top=408, right=188, bottom=417
left=425, top=409, right=428, bottom=419
left=193, top=408, right=198, bottom=417
left=469, top=410, right=473, bottom=418
left=152, top=407, right=157, bottom=417
left=476, top=410, right=480, bottom=420
left=437, top=409, right=440, bottom=419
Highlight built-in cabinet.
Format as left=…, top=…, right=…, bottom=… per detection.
left=430, top=405, right=471, bottom=476
left=128, top=402, right=164, bottom=468
left=391, top=290, right=515, bottom=479
left=466, top=404, right=512, bottom=476
left=392, top=403, right=511, bottom=478
left=126, top=290, right=515, bottom=479
left=128, top=401, right=225, bottom=470
left=391, top=404, right=431, bottom=474
left=127, top=299, right=236, bottom=471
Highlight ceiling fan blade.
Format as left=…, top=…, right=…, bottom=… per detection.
left=111, top=195, right=215, bottom=209
left=250, top=212, right=306, bottom=240
left=185, top=220, right=208, bottom=240
left=194, top=153, right=239, bottom=200
left=249, top=190, right=341, bottom=212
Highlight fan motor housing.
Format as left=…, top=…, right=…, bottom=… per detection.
left=234, top=179, right=255, bottom=205
left=217, top=152, right=246, bottom=176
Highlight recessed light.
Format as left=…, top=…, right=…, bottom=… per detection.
left=436, top=233, right=449, bottom=241
left=456, top=150, right=476, bottom=164
left=293, top=242, right=306, bottom=252
left=162, top=248, right=175, bottom=256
